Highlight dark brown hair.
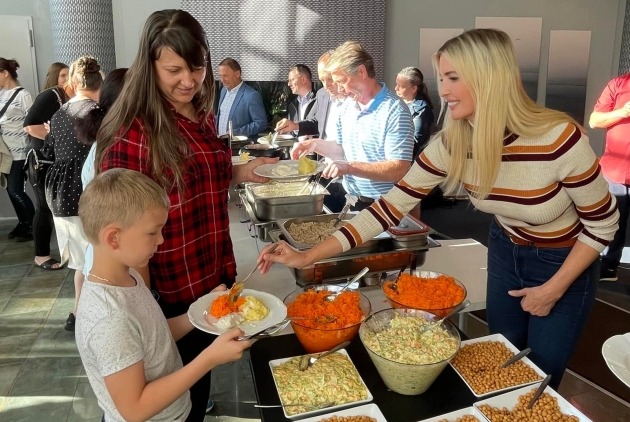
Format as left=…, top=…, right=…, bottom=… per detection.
left=96, top=9, right=214, bottom=190
left=219, top=57, right=241, bottom=72
left=44, top=62, right=68, bottom=90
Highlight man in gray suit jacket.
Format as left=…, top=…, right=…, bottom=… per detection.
left=216, top=58, right=267, bottom=137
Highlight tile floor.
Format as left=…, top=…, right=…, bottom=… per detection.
left=1, top=205, right=630, bottom=421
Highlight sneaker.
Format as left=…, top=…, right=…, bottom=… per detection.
left=64, top=313, right=76, bottom=331
left=205, top=399, right=214, bottom=414
left=600, top=267, right=618, bottom=282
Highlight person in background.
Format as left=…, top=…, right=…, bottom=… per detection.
left=76, top=168, right=252, bottom=422
left=77, top=68, right=129, bottom=281
left=43, top=62, right=69, bottom=91
left=0, top=58, right=35, bottom=242
left=291, top=41, right=414, bottom=211
left=589, top=73, right=630, bottom=282
left=23, top=62, right=70, bottom=270
left=285, top=64, right=317, bottom=124
left=275, top=51, right=345, bottom=140
left=95, top=10, right=274, bottom=420
left=276, top=50, right=348, bottom=212
left=259, top=29, right=619, bottom=390
left=395, top=67, right=435, bottom=158
left=46, top=56, right=102, bottom=331
left=216, top=58, right=267, bottom=137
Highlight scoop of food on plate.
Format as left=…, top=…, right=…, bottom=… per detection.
left=206, top=294, right=269, bottom=329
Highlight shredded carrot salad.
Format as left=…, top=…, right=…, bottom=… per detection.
left=384, top=273, right=465, bottom=309
left=287, top=290, right=365, bottom=329
left=209, top=295, right=245, bottom=318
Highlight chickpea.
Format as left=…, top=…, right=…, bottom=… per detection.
left=451, top=341, right=542, bottom=394
left=478, top=390, right=579, bottom=421
left=319, top=417, right=377, bottom=422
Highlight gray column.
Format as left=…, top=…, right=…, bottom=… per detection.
left=619, top=0, right=630, bottom=74
left=48, top=0, right=116, bottom=72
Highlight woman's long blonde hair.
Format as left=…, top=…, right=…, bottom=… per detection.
left=433, top=29, right=579, bottom=199
left=95, top=9, right=215, bottom=190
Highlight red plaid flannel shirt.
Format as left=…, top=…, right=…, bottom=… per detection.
left=101, top=112, right=236, bottom=314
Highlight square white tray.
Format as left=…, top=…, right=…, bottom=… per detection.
left=474, top=383, right=592, bottom=421
left=300, top=403, right=386, bottom=422
left=450, top=333, right=546, bottom=398
left=268, top=349, right=373, bottom=420
left=417, top=406, right=487, bottom=421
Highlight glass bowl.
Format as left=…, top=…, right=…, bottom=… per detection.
left=283, top=284, right=372, bottom=353
left=382, top=270, right=467, bottom=318
left=359, top=308, right=461, bottom=395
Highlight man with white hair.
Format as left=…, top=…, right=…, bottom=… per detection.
left=291, top=41, right=414, bottom=211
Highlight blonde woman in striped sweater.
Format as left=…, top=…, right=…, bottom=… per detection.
left=259, top=29, right=619, bottom=389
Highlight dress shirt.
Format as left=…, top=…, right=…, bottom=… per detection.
left=324, top=98, right=345, bottom=141
left=218, top=81, right=243, bottom=135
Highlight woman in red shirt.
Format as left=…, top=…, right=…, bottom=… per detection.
left=95, top=9, right=274, bottom=421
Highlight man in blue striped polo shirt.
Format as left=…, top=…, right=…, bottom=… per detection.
left=291, top=41, right=414, bottom=211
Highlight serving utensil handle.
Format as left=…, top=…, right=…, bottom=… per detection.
left=527, top=374, right=552, bottom=409
left=500, top=347, right=532, bottom=368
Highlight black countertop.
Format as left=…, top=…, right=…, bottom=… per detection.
left=250, top=334, right=477, bottom=421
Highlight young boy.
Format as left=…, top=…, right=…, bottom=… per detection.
left=77, top=168, right=252, bottom=422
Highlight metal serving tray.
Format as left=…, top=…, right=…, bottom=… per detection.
left=245, top=182, right=329, bottom=221
left=276, top=213, right=388, bottom=257
left=387, top=214, right=430, bottom=249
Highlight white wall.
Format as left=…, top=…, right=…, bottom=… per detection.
left=0, top=0, right=54, bottom=90
left=112, top=0, right=180, bottom=67
left=384, top=0, right=626, bottom=154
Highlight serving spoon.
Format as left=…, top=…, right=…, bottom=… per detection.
left=323, top=267, right=369, bottom=302
left=228, top=243, right=279, bottom=305
left=298, top=341, right=351, bottom=371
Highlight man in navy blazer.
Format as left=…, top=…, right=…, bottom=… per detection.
left=216, top=58, right=268, bottom=137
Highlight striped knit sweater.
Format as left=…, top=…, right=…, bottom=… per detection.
left=332, top=122, right=619, bottom=252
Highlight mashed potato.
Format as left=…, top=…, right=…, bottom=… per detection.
left=241, top=296, right=269, bottom=321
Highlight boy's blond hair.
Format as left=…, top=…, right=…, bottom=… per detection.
left=79, top=168, right=170, bottom=243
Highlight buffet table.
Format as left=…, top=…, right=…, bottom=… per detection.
left=250, top=334, right=477, bottom=421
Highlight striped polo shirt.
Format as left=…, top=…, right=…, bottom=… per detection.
left=336, top=83, right=414, bottom=199
left=332, top=122, right=619, bottom=252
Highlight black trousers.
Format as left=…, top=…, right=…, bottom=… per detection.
left=29, top=164, right=54, bottom=256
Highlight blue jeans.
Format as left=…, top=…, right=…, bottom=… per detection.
left=601, top=178, right=629, bottom=271
left=486, top=220, right=598, bottom=389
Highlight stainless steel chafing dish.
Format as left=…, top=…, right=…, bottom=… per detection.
left=270, top=213, right=435, bottom=285
left=245, top=181, right=329, bottom=221
left=276, top=213, right=385, bottom=257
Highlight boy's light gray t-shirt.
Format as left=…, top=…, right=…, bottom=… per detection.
left=75, top=269, right=191, bottom=421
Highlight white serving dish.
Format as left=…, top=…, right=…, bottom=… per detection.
left=300, top=403, right=386, bottom=422
left=450, top=333, right=546, bottom=398
left=268, top=349, right=373, bottom=420
left=602, top=332, right=630, bottom=388
left=474, top=383, right=592, bottom=421
left=417, top=406, right=487, bottom=421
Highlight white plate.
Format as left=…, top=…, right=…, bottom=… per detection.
left=187, top=289, right=287, bottom=336
left=269, top=349, right=373, bottom=420
left=474, top=384, right=592, bottom=421
left=450, top=333, right=546, bottom=398
left=602, top=332, right=630, bottom=388
left=254, top=159, right=325, bottom=180
left=258, top=134, right=295, bottom=144
left=231, top=156, right=253, bottom=165
left=300, top=403, right=386, bottom=422
left=417, top=406, right=486, bottom=421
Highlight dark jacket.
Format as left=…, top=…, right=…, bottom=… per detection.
left=286, top=90, right=317, bottom=125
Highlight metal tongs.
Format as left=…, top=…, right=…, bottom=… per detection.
left=500, top=347, right=532, bottom=368
left=527, top=374, right=552, bottom=409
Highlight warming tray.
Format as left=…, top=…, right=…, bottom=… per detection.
left=245, top=181, right=329, bottom=221
left=276, top=213, right=387, bottom=257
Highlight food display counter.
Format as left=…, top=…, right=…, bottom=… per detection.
left=250, top=334, right=477, bottom=422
